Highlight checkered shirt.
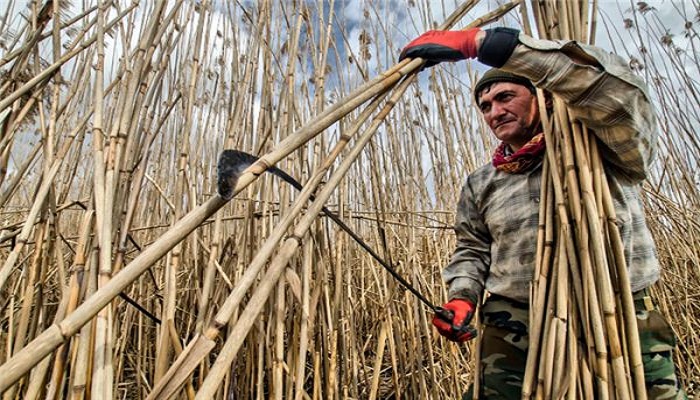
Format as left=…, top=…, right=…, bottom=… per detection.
left=445, top=35, right=660, bottom=304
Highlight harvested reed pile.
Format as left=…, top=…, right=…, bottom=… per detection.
left=0, top=0, right=697, bottom=399
left=520, top=1, right=646, bottom=398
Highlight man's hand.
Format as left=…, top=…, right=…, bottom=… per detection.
left=399, top=28, right=483, bottom=67
left=432, top=299, right=477, bottom=342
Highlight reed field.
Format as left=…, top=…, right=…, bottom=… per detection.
left=0, top=0, right=697, bottom=398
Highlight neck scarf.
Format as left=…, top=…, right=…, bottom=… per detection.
left=492, top=133, right=545, bottom=174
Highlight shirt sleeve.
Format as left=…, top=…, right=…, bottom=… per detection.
left=443, top=178, right=492, bottom=303
left=499, top=34, right=658, bottom=182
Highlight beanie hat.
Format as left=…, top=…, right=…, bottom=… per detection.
left=474, top=68, right=535, bottom=102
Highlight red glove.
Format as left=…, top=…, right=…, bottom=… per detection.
left=399, top=28, right=482, bottom=67
left=432, top=299, right=477, bottom=342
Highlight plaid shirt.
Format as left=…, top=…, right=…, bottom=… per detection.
left=445, top=35, right=660, bottom=304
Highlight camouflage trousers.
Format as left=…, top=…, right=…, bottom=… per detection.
left=464, top=291, right=687, bottom=400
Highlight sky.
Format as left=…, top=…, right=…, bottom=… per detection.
left=3, top=0, right=693, bottom=108
left=3, top=0, right=693, bottom=75
left=1, top=0, right=698, bottom=192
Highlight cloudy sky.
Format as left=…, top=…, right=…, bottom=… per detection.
left=3, top=0, right=692, bottom=107
left=2, top=0, right=697, bottom=184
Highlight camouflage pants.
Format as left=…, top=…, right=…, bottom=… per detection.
left=464, top=291, right=686, bottom=400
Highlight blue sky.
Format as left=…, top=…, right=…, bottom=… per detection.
left=2, top=0, right=697, bottom=190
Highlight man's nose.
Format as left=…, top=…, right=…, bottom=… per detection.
left=490, top=102, right=507, bottom=118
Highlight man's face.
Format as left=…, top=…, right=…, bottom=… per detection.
left=477, top=82, right=540, bottom=151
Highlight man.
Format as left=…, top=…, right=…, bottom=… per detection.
left=399, top=27, right=686, bottom=399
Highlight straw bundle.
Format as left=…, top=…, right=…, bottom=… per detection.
left=522, top=1, right=646, bottom=399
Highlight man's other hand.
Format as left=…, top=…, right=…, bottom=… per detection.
left=399, top=28, right=483, bottom=67
left=432, top=299, right=477, bottom=342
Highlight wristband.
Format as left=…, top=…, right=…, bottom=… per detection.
left=478, top=27, right=520, bottom=68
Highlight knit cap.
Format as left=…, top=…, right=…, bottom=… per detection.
left=474, top=68, right=535, bottom=102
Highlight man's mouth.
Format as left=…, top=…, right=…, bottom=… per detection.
left=494, top=120, right=515, bottom=129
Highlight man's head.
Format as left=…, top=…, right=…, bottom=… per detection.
left=474, top=69, right=540, bottom=151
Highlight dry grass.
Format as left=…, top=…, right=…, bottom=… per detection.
left=0, top=0, right=697, bottom=398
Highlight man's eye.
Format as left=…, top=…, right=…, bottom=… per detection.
left=493, top=92, right=514, bottom=102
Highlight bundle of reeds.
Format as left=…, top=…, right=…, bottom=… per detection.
left=522, top=1, right=647, bottom=398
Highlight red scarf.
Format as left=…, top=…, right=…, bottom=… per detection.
left=492, top=133, right=545, bottom=174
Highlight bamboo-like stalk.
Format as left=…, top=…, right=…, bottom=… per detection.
left=292, top=239, right=313, bottom=400
left=70, top=246, right=99, bottom=400
left=89, top=0, right=110, bottom=397
left=46, top=210, right=94, bottom=400
left=368, top=318, right=389, bottom=400
left=153, top=0, right=192, bottom=383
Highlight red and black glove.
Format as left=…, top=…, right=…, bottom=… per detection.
left=432, top=299, right=477, bottom=342
left=399, top=28, right=482, bottom=67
